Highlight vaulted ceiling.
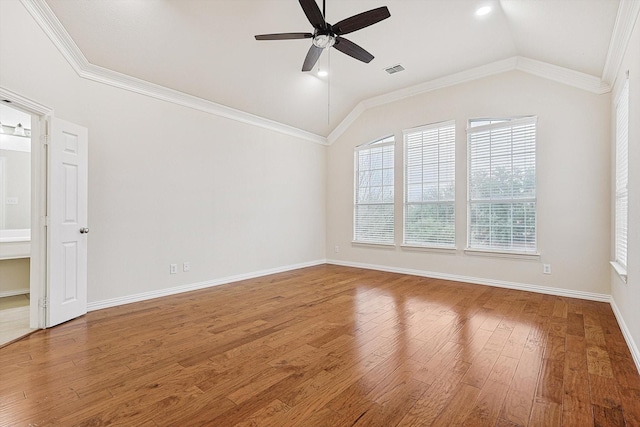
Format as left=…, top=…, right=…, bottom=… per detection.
left=42, top=0, right=622, bottom=139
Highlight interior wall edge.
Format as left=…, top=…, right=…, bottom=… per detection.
left=86, top=259, right=327, bottom=312
left=326, top=259, right=611, bottom=302
left=610, top=296, right=640, bottom=374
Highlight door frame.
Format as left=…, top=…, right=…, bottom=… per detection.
left=0, top=87, right=52, bottom=329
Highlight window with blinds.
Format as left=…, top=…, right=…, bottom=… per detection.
left=404, top=121, right=455, bottom=247
left=615, top=81, right=629, bottom=269
left=468, top=117, right=537, bottom=252
left=354, top=136, right=395, bottom=244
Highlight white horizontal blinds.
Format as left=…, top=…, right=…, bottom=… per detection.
left=404, top=121, right=455, bottom=247
left=354, top=136, right=395, bottom=244
left=615, top=81, right=629, bottom=268
left=468, top=117, right=537, bottom=252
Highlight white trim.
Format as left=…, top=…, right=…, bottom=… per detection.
left=400, top=245, right=457, bottom=254
left=19, top=0, right=327, bottom=146
left=327, top=57, right=609, bottom=144
left=328, top=58, right=517, bottom=144
left=351, top=241, right=396, bottom=249
left=610, top=297, right=640, bottom=375
left=83, top=258, right=639, bottom=375
left=20, top=0, right=617, bottom=146
left=0, top=87, right=53, bottom=116
left=467, top=116, right=537, bottom=134
left=326, top=259, right=610, bottom=302
left=403, top=119, right=457, bottom=136
left=87, top=259, right=326, bottom=312
left=0, top=289, right=30, bottom=298
left=602, top=0, right=640, bottom=86
left=516, top=57, right=610, bottom=95
left=463, top=248, right=541, bottom=260
left=610, top=261, right=628, bottom=284
left=19, top=0, right=615, bottom=147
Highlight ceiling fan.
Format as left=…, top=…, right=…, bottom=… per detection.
left=255, top=0, right=391, bottom=72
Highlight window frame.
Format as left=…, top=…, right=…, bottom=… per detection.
left=353, top=135, right=396, bottom=246
left=402, top=120, right=456, bottom=249
left=466, top=116, right=538, bottom=256
left=612, top=79, right=629, bottom=282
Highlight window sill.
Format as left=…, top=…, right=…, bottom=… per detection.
left=610, top=261, right=628, bottom=284
left=401, top=244, right=457, bottom=254
left=464, top=248, right=540, bottom=260
left=351, top=241, right=396, bottom=249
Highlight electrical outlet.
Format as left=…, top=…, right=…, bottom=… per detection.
left=543, top=264, right=551, bottom=275
left=335, top=245, right=340, bottom=253
left=170, top=264, right=177, bottom=274
left=183, top=262, right=190, bottom=272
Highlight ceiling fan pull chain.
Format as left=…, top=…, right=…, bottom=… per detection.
left=328, top=48, right=331, bottom=126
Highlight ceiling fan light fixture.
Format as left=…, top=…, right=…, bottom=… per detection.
left=312, top=34, right=336, bottom=49
left=317, top=69, right=328, bottom=77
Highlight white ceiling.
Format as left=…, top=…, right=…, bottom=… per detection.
left=44, top=0, right=620, bottom=137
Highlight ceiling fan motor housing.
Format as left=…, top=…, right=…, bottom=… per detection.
left=312, top=27, right=336, bottom=49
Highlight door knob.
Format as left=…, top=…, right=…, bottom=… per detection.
left=80, top=227, right=90, bottom=234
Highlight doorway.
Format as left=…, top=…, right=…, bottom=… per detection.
left=0, top=86, right=89, bottom=342
left=0, top=103, right=35, bottom=346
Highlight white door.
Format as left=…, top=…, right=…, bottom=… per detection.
left=47, top=118, right=88, bottom=327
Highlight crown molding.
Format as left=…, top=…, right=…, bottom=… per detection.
left=328, top=58, right=518, bottom=143
left=602, top=0, right=640, bottom=86
left=0, top=86, right=53, bottom=116
left=328, top=56, right=609, bottom=144
left=516, top=57, right=611, bottom=95
left=19, top=0, right=328, bottom=146
left=21, top=0, right=615, bottom=147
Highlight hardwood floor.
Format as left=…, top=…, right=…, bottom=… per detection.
left=1, top=265, right=639, bottom=426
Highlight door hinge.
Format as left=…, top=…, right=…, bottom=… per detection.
left=39, top=298, right=47, bottom=308
left=42, top=119, right=50, bottom=144
left=43, top=216, right=50, bottom=227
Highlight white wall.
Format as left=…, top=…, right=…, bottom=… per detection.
left=327, top=71, right=611, bottom=296
left=0, top=0, right=326, bottom=304
left=611, top=15, right=640, bottom=365
left=0, top=258, right=29, bottom=295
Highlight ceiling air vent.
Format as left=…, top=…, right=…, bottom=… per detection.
left=384, top=64, right=405, bottom=74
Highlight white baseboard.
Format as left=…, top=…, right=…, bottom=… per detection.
left=87, top=259, right=326, bottom=312
left=326, top=259, right=611, bottom=302
left=0, top=289, right=29, bottom=298
left=609, top=298, right=640, bottom=374
left=327, top=259, right=638, bottom=374
left=85, top=258, right=639, bottom=376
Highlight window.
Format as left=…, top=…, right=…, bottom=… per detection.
left=404, top=121, right=455, bottom=247
left=354, top=136, right=395, bottom=244
left=468, top=117, right=537, bottom=253
left=615, top=80, right=629, bottom=270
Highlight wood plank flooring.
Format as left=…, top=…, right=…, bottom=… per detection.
left=1, top=265, right=639, bottom=426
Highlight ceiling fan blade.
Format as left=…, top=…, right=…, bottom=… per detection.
left=299, top=0, right=326, bottom=30
left=302, top=45, right=323, bottom=71
left=333, top=6, right=391, bottom=35
left=255, top=33, right=313, bottom=41
left=334, top=37, right=374, bottom=63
